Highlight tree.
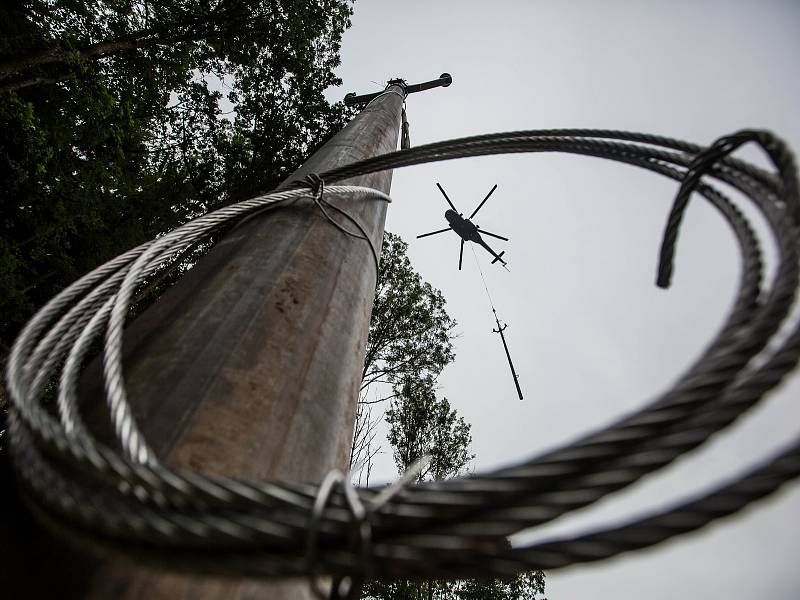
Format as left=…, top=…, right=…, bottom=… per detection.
left=365, top=388, right=547, bottom=599
left=356, top=265, right=546, bottom=597
left=0, top=0, right=353, bottom=351
left=351, top=232, right=457, bottom=479
left=0, top=1, right=352, bottom=94
left=386, top=374, right=473, bottom=482
left=0, top=0, right=354, bottom=450
left=366, top=372, right=546, bottom=599
left=361, top=232, right=456, bottom=404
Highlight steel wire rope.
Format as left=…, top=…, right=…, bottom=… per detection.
left=324, top=138, right=791, bottom=504
left=5, top=129, right=800, bottom=583
left=470, top=244, right=498, bottom=312
left=8, top=187, right=392, bottom=516
left=321, top=139, right=800, bottom=555
left=376, top=157, right=773, bottom=538
left=326, top=154, right=792, bottom=556
left=316, top=137, right=796, bottom=524
left=6, top=135, right=792, bottom=536
left=303, top=133, right=800, bottom=575
left=7, top=139, right=788, bottom=520
left=276, top=132, right=800, bottom=576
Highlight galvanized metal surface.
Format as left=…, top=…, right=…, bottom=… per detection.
left=4, top=88, right=403, bottom=599
left=83, top=88, right=402, bottom=599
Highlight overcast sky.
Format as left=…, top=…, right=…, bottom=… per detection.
left=325, top=2, right=799, bottom=598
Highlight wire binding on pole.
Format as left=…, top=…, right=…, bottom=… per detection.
left=302, top=174, right=389, bottom=277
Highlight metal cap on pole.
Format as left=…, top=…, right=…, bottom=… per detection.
left=344, top=73, right=452, bottom=106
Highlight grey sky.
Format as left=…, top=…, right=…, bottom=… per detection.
left=326, top=1, right=800, bottom=598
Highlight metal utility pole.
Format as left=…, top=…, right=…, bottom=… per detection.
left=492, top=308, right=524, bottom=400
left=3, top=74, right=452, bottom=599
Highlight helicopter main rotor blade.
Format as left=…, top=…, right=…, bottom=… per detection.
left=416, top=227, right=450, bottom=239
left=479, top=229, right=509, bottom=241
left=436, top=182, right=459, bottom=212
left=458, top=239, right=464, bottom=271
left=468, top=184, right=498, bottom=219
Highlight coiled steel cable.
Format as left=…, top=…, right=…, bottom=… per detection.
left=5, top=129, right=800, bottom=583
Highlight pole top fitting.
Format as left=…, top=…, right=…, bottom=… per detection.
left=344, top=73, right=453, bottom=107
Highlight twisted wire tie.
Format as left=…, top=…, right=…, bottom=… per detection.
left=302, top=174, right=387, bottom=277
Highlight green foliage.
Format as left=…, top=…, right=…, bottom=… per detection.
left=0, top=0, right=353, bottom=350
left=0, top=0, right=354, bottom=451
left=376, top=370, right=546, bottom=598
left=364, top=236, right=546, bottom=597
left=352, top=232, right=457, bottom=480
left=386, top=374, right=474, bottom=482
left=363, top=232, right=456, bottom=398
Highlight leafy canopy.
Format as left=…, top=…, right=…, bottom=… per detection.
left=0, top=0, right=354, bottom=351
left=0, top=0, right=354, bottom=448
left=362, top=232, right=456, bottom=401
left=359, top=234, right=546, bottom=598
left=351, top=232, right=457, bottom=481
left=386, top=374, right=473, bottom=482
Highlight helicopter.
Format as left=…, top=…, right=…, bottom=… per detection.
left=417, top=183, right=510, bottom=270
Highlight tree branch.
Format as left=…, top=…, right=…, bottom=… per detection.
left=0, top=73, right=72, bottom=94
left=358, top=392, right=398, bottom=406
left=0, top=0, right=242, bottom=85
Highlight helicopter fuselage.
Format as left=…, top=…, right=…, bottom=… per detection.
left=445, top=209, right=482, bottom=243
left=445, top=209, right=507, bottom=267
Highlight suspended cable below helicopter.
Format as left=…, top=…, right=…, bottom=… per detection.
left=471, top=245, right=524, bottom=400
